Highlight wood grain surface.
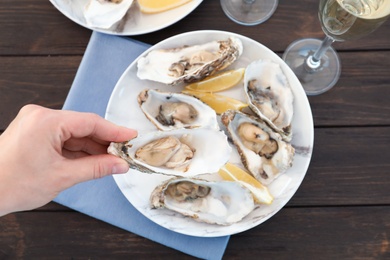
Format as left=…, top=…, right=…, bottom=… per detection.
left=0, top=0, right=389, bottom=259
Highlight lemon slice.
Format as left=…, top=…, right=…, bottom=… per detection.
left=184, top=68, right=245, bottom=93
left=182, top=90, right=248, bottom=114
left=138, top=0, right=193, bottom=14
left=218, top=163, right=274, bottom=204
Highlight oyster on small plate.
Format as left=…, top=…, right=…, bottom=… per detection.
left=138, top=89, right=219, bottom=131
left=150, top=177, right=255, bottom=225
left=221, top=110, right=294, bottom=185
left=108, top=128, right=231, bottom=177
left=84, top=0, right=134, bottom=29
left=137, top=37, right=243, bottom=85
left=244, top=59, right=294, bottom=141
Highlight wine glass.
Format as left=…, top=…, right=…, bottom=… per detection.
left=283, top=0, right=390, bottom=95
left=220, top=0, right=279, bottom=26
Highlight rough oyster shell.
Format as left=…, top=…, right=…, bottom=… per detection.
left=221, top=110, right=294, bottom=185
left=150, top=177, right=255, bottom=225
left=84, top=0, right=134, bottom=29
left=138, top=89, right=219, bottom=131
left=108, top=128, right=231, bottom=177
left=137, top=37, right=243, bottom=85
left=244, top=59, right=294, bottom=141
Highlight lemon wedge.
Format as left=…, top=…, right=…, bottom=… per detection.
left=218, top=163, right=274, bottom=205
left=138, top=0, right=193, bottom=14
left=182, top=90, right=248, bottom=114
left=184, top=68, right=245, bottom=93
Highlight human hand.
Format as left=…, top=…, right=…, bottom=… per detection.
left=0, top=105, right=137, bottom=216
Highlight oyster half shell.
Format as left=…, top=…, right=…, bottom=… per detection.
left=150, top=177, right=255, bottom=225
left=221, top=110, right=294, bottom=185
left=244, top=59, right=294, bottom=141
left=137, top=37, right=243, bottom=85
left=84, top=0, right=134, bottom=29
left=108, top=128, right=231, bottom=177
left=138, top=89, right=219, bottom=131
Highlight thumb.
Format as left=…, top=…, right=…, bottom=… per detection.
left=60, top=154, right=129, bottom=187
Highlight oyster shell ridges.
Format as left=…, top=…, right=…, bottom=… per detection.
left=244, top=59, right=294, bottom=142
left=138, top=89, right=219, bottom=131
left=150, top=177, right=255, bottom=225
left=221, top=110, right=295, bottom=185
left=137, top=37, right=244, bottom=85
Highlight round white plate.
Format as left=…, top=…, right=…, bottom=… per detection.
left=49, top=0, right=203, bottom=35
left=105, top=30, right=314, bottom=237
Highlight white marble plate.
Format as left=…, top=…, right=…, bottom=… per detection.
left=105, top=30, right=314, bottom=237
left=49, top=0, right=203, bottom=35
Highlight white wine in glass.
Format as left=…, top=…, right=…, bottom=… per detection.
left=283, top=0, right=390, bottom=95
left=220, top=0, right=278, bottom=26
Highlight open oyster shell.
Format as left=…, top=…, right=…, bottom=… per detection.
left=137, top=37, right=243, bottom=85
left=221, top=110, right=294, bottom=185
left=84, top=0, right=134, bottom=29
left=244, top=59, right=294, bottom=141
left=150, top=177, right=255, bottom=225
left=108, top=128, right=231, bottom=177
left=138, top=89, right=219, bottom=131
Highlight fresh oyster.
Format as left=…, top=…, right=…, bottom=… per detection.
left=107, top=128, right=231, bottom=177
left=244, top=59, right=294, bottom=141
left=138, top=89, right=219, bottom=131
left=221, top=110, right=294, bottom=185
left=84, top=0, right=134, bottom=29
left=150, top=177, right=255, bottom=225
left=137, top=37, right=243, bottom=85
left=135, top=136, right=194, bottom=172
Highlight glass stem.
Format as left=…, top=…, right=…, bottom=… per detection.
left=242, top=0, right=255, bottom=12
left=305, top=35, right=335, bottom=70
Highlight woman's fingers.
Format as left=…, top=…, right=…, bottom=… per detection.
left=61, top=149, right=89, bottom=159
left=63, top=137, right=108, bottom=155
left=59, top=154, right=130, bottom=187
left=60, top=111, right=138, bottom=142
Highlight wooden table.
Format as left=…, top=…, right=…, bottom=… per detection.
left=1, top=0, right=389, bottom=258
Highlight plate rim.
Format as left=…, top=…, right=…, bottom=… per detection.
left=49, top=0, right=203, bottom=36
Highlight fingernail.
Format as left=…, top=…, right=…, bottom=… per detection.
left=112, top=162, right=129, bottom=174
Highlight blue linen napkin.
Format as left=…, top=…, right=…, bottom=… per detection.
left=54, top=31, right=230, bottom=259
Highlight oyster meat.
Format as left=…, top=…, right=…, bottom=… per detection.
left=150, top=177, right=255, bottom=225
left=138, top=89, right=219, bottom=131
left=137, top=37, right=243, bottom=85
left=221, top=110, right=294, bottom=185
left=108, top=128, right=231, bottom=177
left=84, top=0, right=134, bottom=29
left=244, top=59, right=294, bottom=141
left=135, top=136, right=194, bottom=172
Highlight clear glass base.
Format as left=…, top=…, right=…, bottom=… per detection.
left=282, top=38, right=341, bottom=95
left=220, top=0, right=278, bottom=26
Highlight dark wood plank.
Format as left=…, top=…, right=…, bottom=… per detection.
left=226, top=206, right=390, bottom=259
left=31, top=202, right=70, bottom=212
left=289, top=126, right=390, bottom=206
left=1, top=207, right=389, bottom=259
left=0, top=0, right=90, bottom=55
left=309, top=50, right=390, bottom=127
left=0, top=212, right=195, bottom=259
left=1, top=0, right=390, bottom=55
left=0, top=56, right=80, bottom=130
